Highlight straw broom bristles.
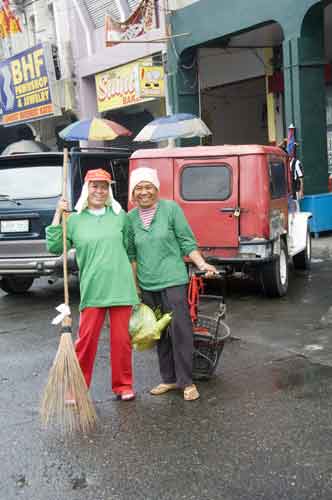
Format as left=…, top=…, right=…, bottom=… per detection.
left=40, top=328, right=98, bottom=434
left=40, top=149, right=97, bottom=434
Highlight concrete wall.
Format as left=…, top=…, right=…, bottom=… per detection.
left=199, top=48, right=265, bottom=89
left=201, top=77, right=269, bottom=146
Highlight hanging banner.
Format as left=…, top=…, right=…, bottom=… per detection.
left=0, top=0, right=22, bottom=39
left=105, top=0, right=157, bottom=47
left=0, top=43, right=59, bottom=125
left=95, top=58, right=164, bottom=112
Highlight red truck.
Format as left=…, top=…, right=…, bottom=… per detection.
left=129, top=145, right=312, bottom=297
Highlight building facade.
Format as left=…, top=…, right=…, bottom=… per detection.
left=70, top=0, right=168, bottom=146
left=0, top=0, right=77, bottom=151
left=167, top=0, right=332, bottom=194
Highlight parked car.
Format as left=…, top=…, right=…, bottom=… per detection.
left=129, top=145, right=312, bottom=297
left=0, top=147, right=132, bottom=294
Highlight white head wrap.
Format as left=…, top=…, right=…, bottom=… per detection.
left=75, top=182, right=122, bottom=215
left=129, top=167, right=160, bottom=202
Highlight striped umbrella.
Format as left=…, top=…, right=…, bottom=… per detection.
left=134, top=113, right=211, bottom=142
left=59, top=118, right=132, bottom=142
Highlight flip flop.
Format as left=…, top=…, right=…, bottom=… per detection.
left=150, top=383, right=177, bottom=395
left=121, top=391, right=136, bottom=401
left=113, top=391, right=136, bottom=401
left=183, top=384, right=200, bottom=401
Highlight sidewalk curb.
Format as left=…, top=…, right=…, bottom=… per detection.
left=311, top=239, right=332, bottom=260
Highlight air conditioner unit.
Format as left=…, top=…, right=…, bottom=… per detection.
left=51, top=79, right=76, bottom=111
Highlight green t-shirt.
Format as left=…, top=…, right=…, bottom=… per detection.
left=127, top=200, right=197, bottom=291
left=46, top=208, right=139, bottom=311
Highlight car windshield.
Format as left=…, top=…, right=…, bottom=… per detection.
left=0, top=165, right=62, bottom=199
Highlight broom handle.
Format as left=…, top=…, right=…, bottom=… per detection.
left=62, top=147, right=70, bottom=310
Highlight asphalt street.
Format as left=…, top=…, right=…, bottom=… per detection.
left=1, top=237, right=332, bottom=500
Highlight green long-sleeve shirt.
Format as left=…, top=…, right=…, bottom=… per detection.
left=46, top=208, right=139, bottom=311
left=127, top=200, right=197, bottom=291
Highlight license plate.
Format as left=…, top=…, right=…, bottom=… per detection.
left=0, top=219, right=29, bottom=233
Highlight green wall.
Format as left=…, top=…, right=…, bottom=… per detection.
left=167, top=0, right=330, bottom=193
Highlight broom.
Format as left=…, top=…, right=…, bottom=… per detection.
left=40, top=147, right=98, bottom=434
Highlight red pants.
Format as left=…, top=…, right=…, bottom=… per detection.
left=75, top=306, right=133, bottom=394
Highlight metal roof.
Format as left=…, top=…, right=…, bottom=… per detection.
left=0, top=148, right=132, bottom=163
left=80, top=0, right=143, bottom=28
left=130, top=145, right=286, bottom=159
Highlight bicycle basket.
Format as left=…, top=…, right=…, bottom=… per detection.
left=192, top=313, right=230, bottom=380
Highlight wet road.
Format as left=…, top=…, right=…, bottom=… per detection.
left=1, top=258, right=332, bottom=500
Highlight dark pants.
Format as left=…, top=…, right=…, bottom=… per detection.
left=141, top=285, right=193, bottom=388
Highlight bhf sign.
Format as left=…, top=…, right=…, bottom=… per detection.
left=0, top=43, right=59, bottom=126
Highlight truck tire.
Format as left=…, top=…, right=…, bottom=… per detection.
left=293, top=227, right=311, bottom=270
left=0, top=276, right=34, bottom=294
left=261, top=239, right=289, bottom=297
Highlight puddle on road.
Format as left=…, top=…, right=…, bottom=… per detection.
left=303, top=344, right=324, bottom=352
left=268, top=355, right=332, bottom=395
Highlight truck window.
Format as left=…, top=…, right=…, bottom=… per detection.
left=269, top=160, right=287, bottom=199
left=0, top=166, right=62, bottom=199
left=181, top=164, right=231, bottom=201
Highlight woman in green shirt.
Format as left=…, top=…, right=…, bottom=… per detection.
left=46, top=169, right=139, bottom=402
left=128, top=167, right=217, bottom=401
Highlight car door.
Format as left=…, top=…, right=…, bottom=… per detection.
left=174, top=157, right=239, bottom=248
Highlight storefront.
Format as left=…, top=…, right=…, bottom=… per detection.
left=94, top=56, right=165, bottom=145
left=198, top=44, right=274, bottom=146
left=167, top=0, right=332, bottom=194
left=0, top=42, right=76, bottom=152
left=71, top=0, right=168, bottom=144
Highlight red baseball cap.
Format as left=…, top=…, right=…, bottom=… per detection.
left=84, top=169, right=114, bottom=183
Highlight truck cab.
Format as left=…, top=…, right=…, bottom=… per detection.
left=129, top=145, right=312, bottom=297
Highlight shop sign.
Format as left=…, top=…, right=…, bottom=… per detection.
left=95, top=59, right=164, bottom=112
left=0, top=43, right=58, bottom=126
left=138, top=64, right=164, bottom=98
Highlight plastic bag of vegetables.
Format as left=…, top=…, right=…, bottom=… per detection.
left=129, top=304, right=172, bottom=351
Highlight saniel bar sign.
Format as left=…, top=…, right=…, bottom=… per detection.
left=0, top=43, right=58, bottom=125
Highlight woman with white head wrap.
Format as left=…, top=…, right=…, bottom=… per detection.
left=46, top=169, right=139, bottom=402
left=127, top=167, right=217, bottom=401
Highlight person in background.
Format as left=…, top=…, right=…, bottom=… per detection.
left=278, top=139, right=304, bottom=200
left=46, top=169, right=139, bottom=402
left=127, top=167, right=217, bottom=402
left=290, top=146, right=304, bottom=200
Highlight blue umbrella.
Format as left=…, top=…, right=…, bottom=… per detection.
left=134, top=113, right=211, bottom=142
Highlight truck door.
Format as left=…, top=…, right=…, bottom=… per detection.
left=174, top=157, right=239, bottom=248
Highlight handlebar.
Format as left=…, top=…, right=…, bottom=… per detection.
left=193, top=270, right=227, bottom=278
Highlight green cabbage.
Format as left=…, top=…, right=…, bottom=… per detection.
left=129, top=304, right=172, bottom=351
